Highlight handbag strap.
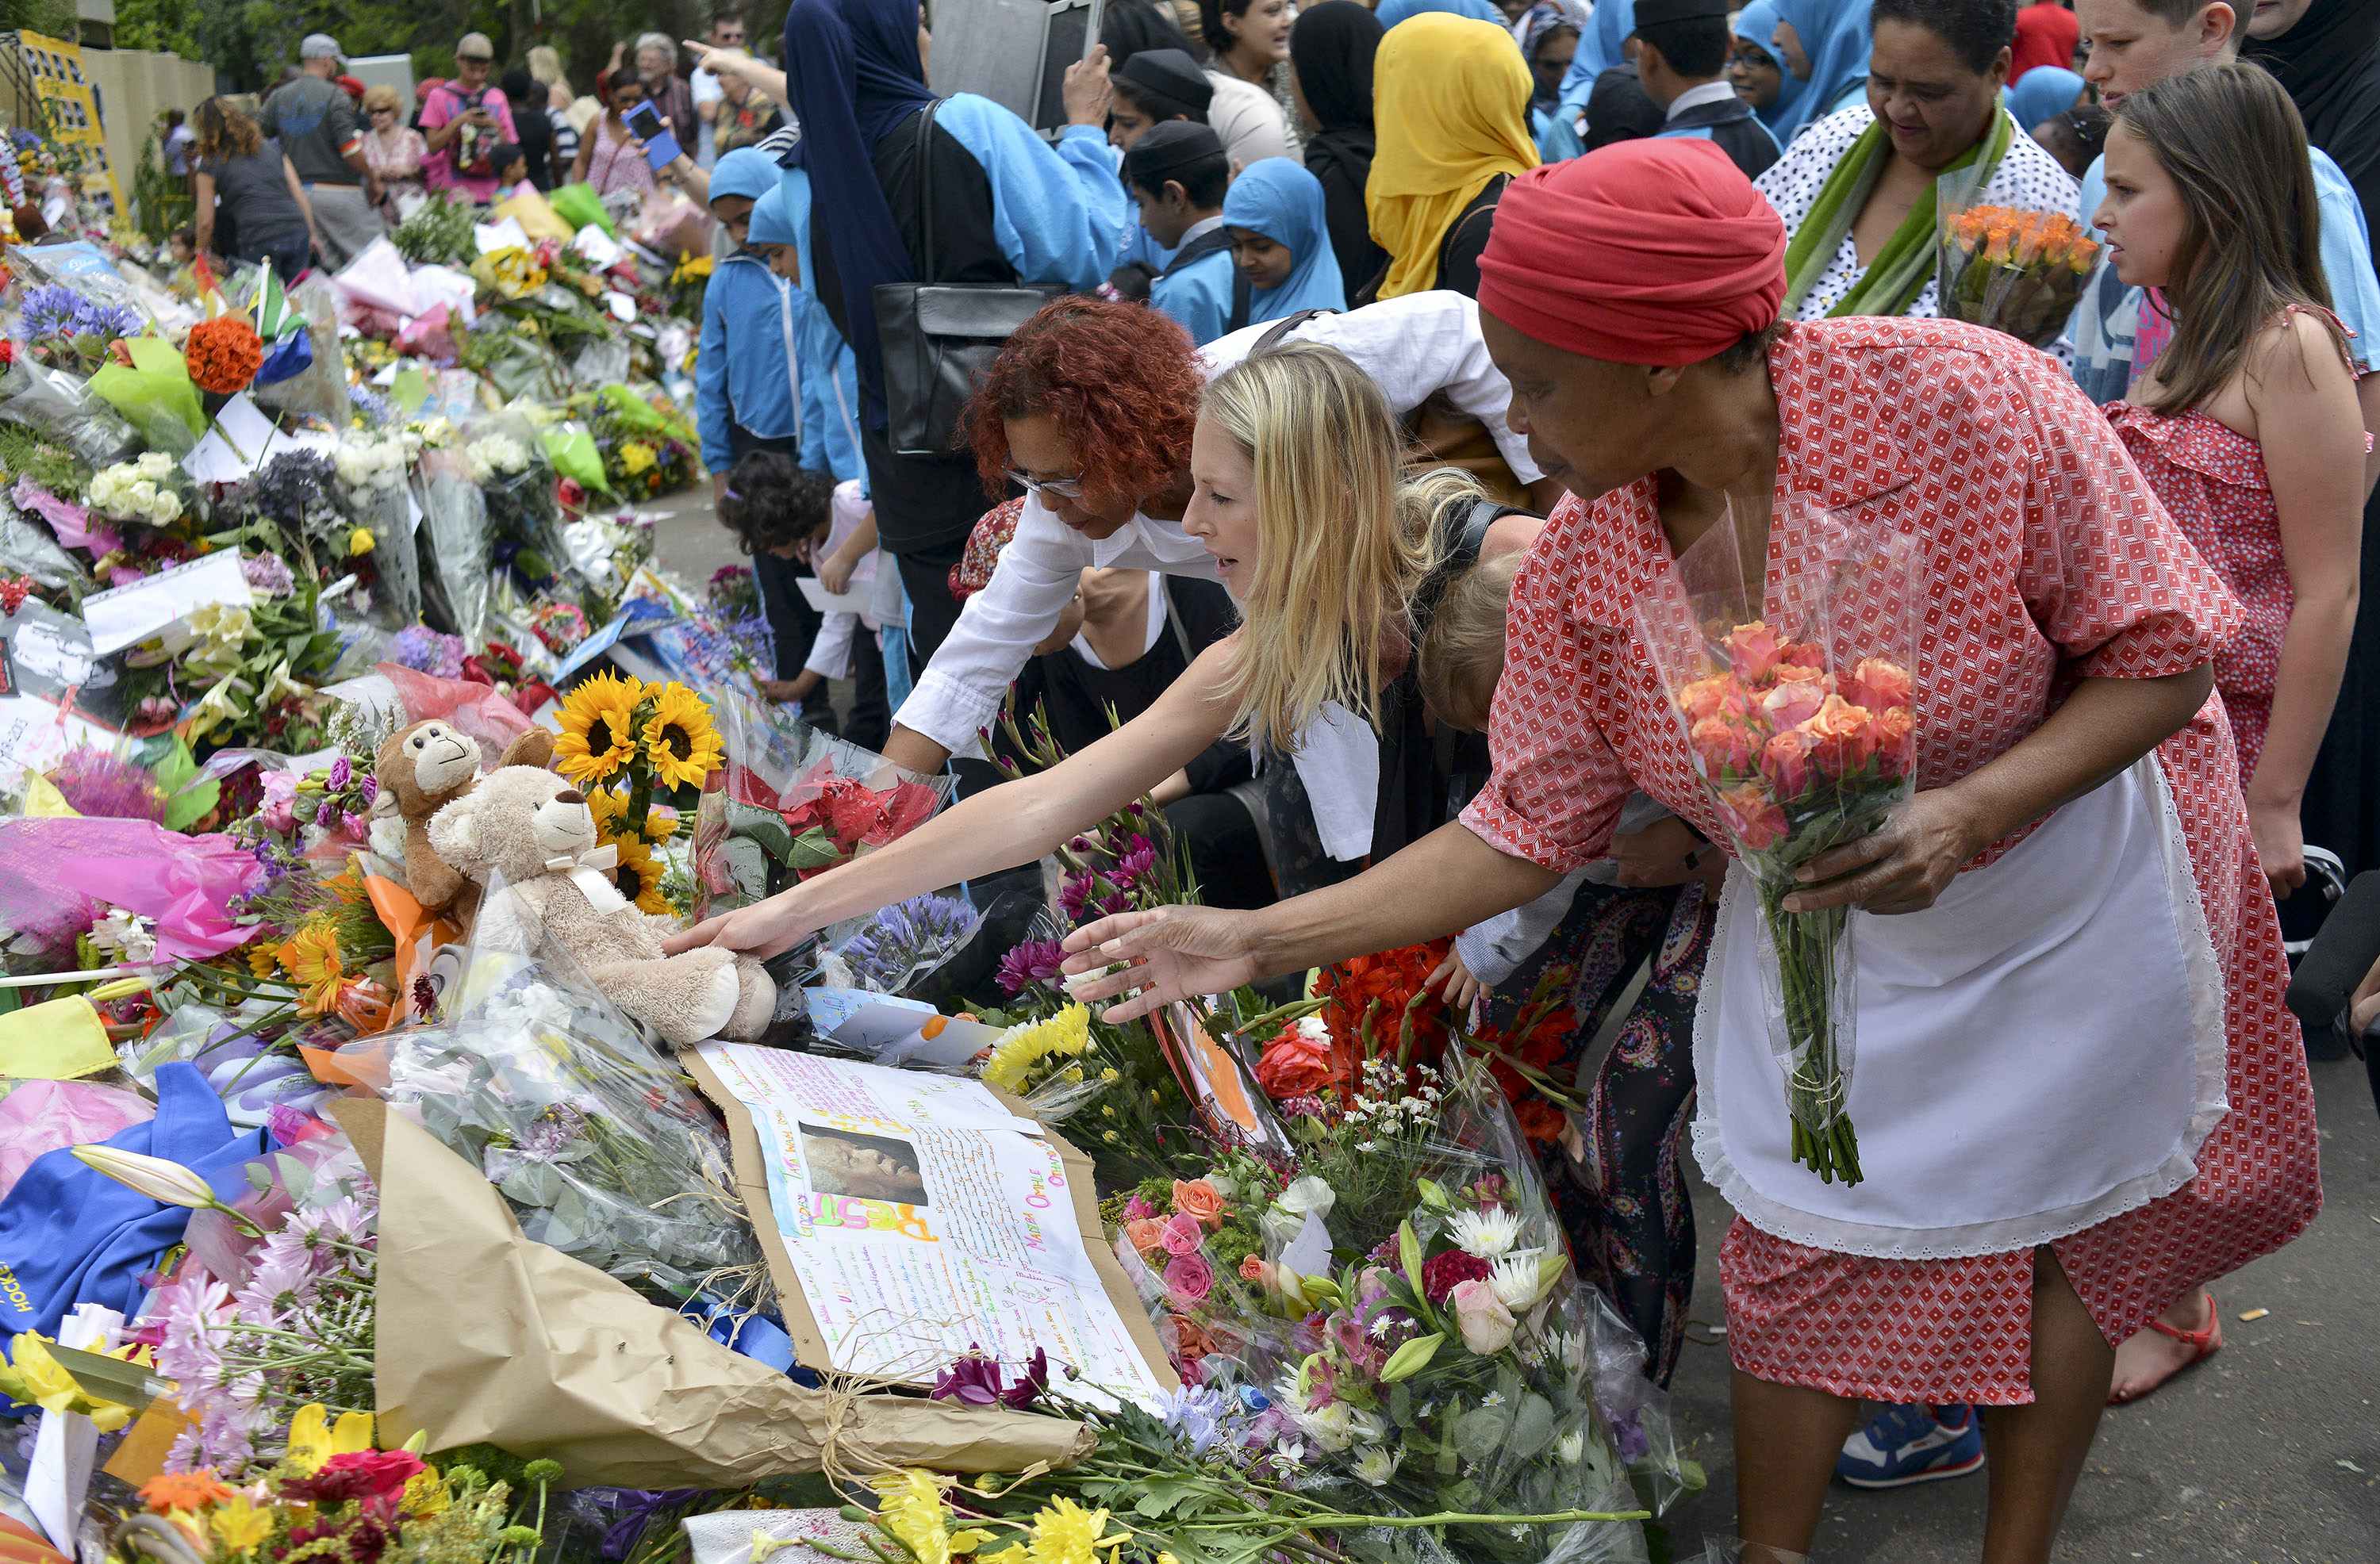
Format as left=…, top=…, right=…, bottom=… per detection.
left=911, top=98, right=944, bottom=286
left=1253, top=307, right=1334, bottom=354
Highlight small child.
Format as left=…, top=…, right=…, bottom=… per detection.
left=2030, top=102, right=2109, bottom=182
left=716, top=453, right=888, bottom=747
left=1416, top=545, right=1718, bottom=1008
left=1119, top=121, right=1238, bottom=344
left=486, top=142, right=532, bottom=200
left=1219, top=157, right=1349, bottom=324
left=168, top=225, right=198, bottom=266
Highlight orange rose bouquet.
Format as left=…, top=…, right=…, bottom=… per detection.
left=1937, top=199, right=2099, bottom=349
left=1636, top=500, right=1924, bottom=1185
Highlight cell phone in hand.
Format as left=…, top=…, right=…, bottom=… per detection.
left=623, top=101, right=682, bottom=171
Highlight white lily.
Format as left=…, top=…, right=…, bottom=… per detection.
left=72, top=1145, right=217, bottom=1209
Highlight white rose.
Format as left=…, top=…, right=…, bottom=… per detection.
left=126, top=479, right=156, bottom=510
left=139, top=452, right=173, bottom=479
left=1273, top=1175, right=1337, bottom=1222
left=150, top=491, right=182, bottom=525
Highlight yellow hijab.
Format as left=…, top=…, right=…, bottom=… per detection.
left=1366, top=14, right=1541, bottom=299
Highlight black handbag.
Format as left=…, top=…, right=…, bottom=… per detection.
left=871, top=99, right=1067, bottom=459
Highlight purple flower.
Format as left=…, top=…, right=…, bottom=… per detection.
left=325, top=755, right=352, bottom=790
left=388, top=624, right=466, bottom=679
left=1058, top=870, right=1099, bottom=921
left=1111, top=834, right=1157, bottom=888
left=241, top=552, right=294, bottom=596
left=930, top=1346, right=1048, bottom=1410
left=315, top=797, right=340, bottom=829
left=994, top=937, right=1067, bottom=996
left=1610, top=1406, right=1650, bottom=1464
left=46, top=747, right=163, bottom=821
left=357, top=774, right=379, bottom=807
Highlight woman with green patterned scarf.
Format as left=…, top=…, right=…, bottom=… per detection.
left=1755, top=0, right=2076, bottom=331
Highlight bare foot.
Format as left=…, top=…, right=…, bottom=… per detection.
left=2109, top=1290, right=2221, bottom=1405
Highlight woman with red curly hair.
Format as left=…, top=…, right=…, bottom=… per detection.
left=875, top=289, right=1553, bottom=806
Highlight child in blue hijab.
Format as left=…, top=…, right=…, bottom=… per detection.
left=2006, top=64, right=2085, bottom=136
left=697, top=148, right=806, bottom=478
left=1219, top=157, right=1348, bottom=323
left=751, top=175, right=864, bottom=485
left=1376, top=0, right=1507, bottom=30
left=1732, top=0, right=1808, bottom=134
left=1767, top=0, right=1874, bottom=144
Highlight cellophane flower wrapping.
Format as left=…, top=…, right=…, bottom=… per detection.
left=1210, top=1053, right=1661, bottom=1562
left=692, top=699, right=954, bottom=921
left=412, top=443, right=493, bottom=644
left=466, top=408, right=575, bottom=599
left=1632, top=499, right=1921, bottom=1185
left=0, top=352, right=140, bottom=468
left=1936, top=176, right=2101, bottom=349
left=377, top=874, right=770, bottom=1311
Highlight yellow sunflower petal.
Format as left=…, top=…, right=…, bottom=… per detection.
left=639, top=682, right=724, bottom=791
left=555, top=671, right=643, bottom=786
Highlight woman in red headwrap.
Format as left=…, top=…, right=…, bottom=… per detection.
left=1061, top=137, right=2322, bottom=1562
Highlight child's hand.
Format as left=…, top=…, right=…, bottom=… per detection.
left=1427, top=946, right=1486, bottom=1014
left=818, top=550, right=856, bottom=595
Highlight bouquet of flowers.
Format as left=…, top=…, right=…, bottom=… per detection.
left=86, top=451, right=185, bottom=527
left=553, top=670, right=722, bottom=914
left=1937, top=198, right=2100, bottom=349
left=380, top=941, right=769, bottom=1307
left=466, top=415, right=574, bottom=598
left=390, top=191, right=477, bottom=266
left=1633, top=500, right=1921, bottom=1184
left=17, top=280, right=142, bottom=375
left=107, top=1433, right=551, bottom=1564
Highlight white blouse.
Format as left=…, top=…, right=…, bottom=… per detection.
left=1756, top=104, right=2081, bottom=324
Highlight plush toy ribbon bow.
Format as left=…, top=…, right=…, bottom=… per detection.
left=545, top=842, right=629, bottom=914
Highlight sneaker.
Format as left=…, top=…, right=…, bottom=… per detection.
left=1834, top=1402, right=1985, bottom=1489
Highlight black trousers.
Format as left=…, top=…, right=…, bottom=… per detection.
left=728, top=425, right=831, bottom=730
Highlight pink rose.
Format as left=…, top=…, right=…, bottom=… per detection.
left=1759, top=729, right=1814, bottom=800
left=1841, top=657, right=1913, bottom=713
left=1691, top=715, right=1760, bottom=776
left=1722, top=620, right=1785, bottom=686
left=1759, top=668, right=1829, bottom=730
left=1875, top=707, right=1915, bottom=778
left=1124, top=1218, right=1169, bottom=1259
left=1165, top=1249, right=1215, bottom=1306
left=1675, top=673, right=1750, bottom=724
left=1160, top=1212, right=1204, bottom=1256
left=1718, top=781, right=1788, bottom=852
left=1447, top=1278, right=1516, bottom=1355
left=1121, top=1194, right=1156, bottom=1221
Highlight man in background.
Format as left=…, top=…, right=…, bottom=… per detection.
left=689, top=9, right=751, bottom=170
left=258, top=33, right=383, bottom=266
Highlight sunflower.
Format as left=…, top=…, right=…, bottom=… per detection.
left=555, top=671, right=643, bottom=784
left=607, top=834, right=671, bottom=915
left=276, top=920, right=345, bottom=1016
left=588, top=787, right=681, bottom=845
left=639, top=682, right=724, bottom=790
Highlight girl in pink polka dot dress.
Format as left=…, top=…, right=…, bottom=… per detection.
left=2094, top=63, right=2368, bottom=1405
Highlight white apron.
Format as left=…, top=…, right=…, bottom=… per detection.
left=1690, top=757, right=2232, bottom=1260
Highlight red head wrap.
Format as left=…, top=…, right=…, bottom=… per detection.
left=1475, top=139, right=1788, bottom=366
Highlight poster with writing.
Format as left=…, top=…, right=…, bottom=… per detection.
left=693, top=1044, right=1169, bottom=1412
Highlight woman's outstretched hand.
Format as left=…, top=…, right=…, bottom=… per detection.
left=1058, top=905, right=1265, bottom=1023
left=664, top=887, right=824, bottom=960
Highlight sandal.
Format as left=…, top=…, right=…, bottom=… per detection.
left=2109, top=1290, right=2222, bottom=1406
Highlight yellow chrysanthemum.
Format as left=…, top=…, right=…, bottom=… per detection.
left=247, top=942, right=279, bottom=980
left=981, top=1004, right=1092, bottom=1094
left=555, top=671, right=643, bottom=785
left=1023, top=1497, right=1127, bottom=1564
left=276, top=921, right=346, bottom=1017
left=608, top=834, right=671, bottom=915
left=620, top=441, right=657, bottom=476
left=870, top=1470, right=989, bottom=1564
left=209, top=1493, right=274, bottom=1551
left=639, top=681, right=724, bottom=790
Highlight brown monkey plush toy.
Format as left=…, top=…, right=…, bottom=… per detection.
left=372, top=719, right=555, bottom=916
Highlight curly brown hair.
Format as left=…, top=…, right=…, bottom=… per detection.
left=963, top=297, right=1203, bottom=513
left=192, top=97, right=263, bottom=162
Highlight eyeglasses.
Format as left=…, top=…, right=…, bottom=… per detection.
left=370, top=107, right=395, bottom=117
left=1005, top=468, right=1085, bottom=500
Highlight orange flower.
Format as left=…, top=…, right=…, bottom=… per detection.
left=1759, top=667, right=1830, bottom=730
left=1172, top=1179, right=1226, bottom=1229
left=1718, top=780, right=1788, bottom=852
left=1840, top=657, right=1913, bottom=713
left=1239, top=1254, right=1268, bottom=1282
left=1691, top=714, right=1760, bottom=776
left=140, top=1470, right=232, bottom=1514
left=186, top=316, right=263, bottom=394
left=1720, top=620, right=1786, bottom=686
left=1253, top=1029, right=1343, bottom=1100
left=1676, top=673, right=1749, bottom=724
left=1802, top=693, right=1880, bottom=776
left=1760, top=727, right=1814, bottom=799
left=1313, top=939, right=1453, bottom=1066
left=1875, top=706, right=1915, bottom=778
left=1123, top=1217, right=1169, bottom=1260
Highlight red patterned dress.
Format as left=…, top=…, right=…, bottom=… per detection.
left=1462, top=316, right=2323, bottom=1404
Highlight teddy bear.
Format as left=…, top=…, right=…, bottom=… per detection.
left=427, top=765, right=776, bottom=1048
left=373, top=719, right=556, bottom=917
